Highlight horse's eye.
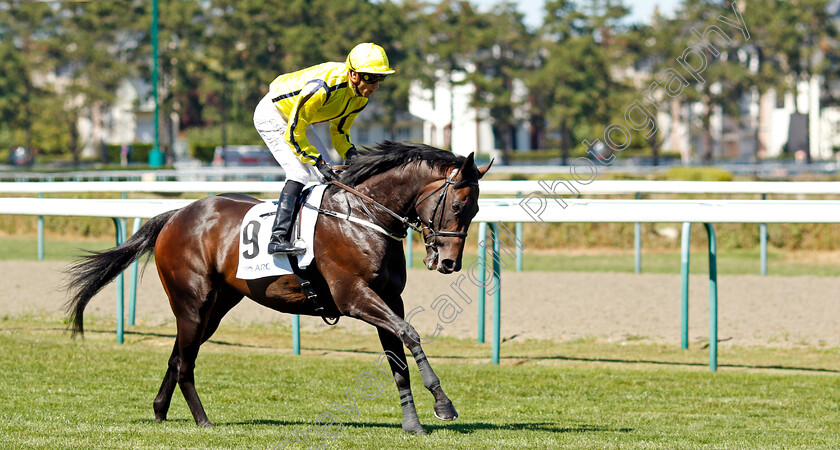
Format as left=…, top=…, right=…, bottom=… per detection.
left=451, top=203, right=462, bottom=213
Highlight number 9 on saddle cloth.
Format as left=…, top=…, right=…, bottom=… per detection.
left=235, top=184, right=327, bottom=280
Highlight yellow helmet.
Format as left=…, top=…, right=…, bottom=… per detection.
left=345, top=43, right=395, bottom=75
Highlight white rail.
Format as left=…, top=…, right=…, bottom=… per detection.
left=2, top=180, right=840, bottom=196
left=2, top=196, right=840, bottom=224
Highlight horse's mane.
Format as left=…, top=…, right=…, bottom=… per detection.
left=339, top=140, right=478, bottom=187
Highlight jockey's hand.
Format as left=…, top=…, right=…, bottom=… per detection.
left=315, top=157, right=339, bottom=182
left=344, top=146, right=358, bottom=163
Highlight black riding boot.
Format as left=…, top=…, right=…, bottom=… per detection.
left=267, top=180, right=306, bottom=256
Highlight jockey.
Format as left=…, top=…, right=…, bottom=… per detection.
left=253, top=43, right=395, bottom=256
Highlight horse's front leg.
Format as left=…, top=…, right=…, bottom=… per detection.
left=376, top=323, right=459, bottom=429
left=344, top=286, right=458, bottom=433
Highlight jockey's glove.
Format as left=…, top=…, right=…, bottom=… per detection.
left=344, top=146, right=358, bottom=163
left=315, top=157, right=339, bottom=182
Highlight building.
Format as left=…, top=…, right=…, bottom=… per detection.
left=407, top=68, right=533, bottom=158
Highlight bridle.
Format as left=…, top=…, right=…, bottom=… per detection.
left=326, top=168, right=475, bottom=252
left=413, top=168, right=474, bottom=252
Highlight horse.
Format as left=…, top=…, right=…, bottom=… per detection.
left=65, top=140, right=492, bottom=434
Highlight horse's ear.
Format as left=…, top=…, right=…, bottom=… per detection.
left=459, top=152, right=475, bottom=175
left=477, top=158, right=493, bottom=179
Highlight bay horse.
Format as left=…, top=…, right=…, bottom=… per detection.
left=65, top=141, right=491, bottom=434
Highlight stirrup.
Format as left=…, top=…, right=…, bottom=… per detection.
left=267, top=239, right=306, bottom=256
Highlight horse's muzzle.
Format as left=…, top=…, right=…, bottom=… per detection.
left=424, top=248, right=460, bottom=274
left=438, top=258, right=458, bottom=274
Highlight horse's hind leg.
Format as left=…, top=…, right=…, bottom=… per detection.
left=198, top=286, right=243, bottom=345
left=174, top=314, right=214, bottom=427
left=376, top=327, right=425, bottom=434
left=377, top=313, right=458, bottom=430
left=153, top=287, right=242, bottom=423
left=153, top=341, right=180, bottom=422
left=389, top=315, right=459, bottom=422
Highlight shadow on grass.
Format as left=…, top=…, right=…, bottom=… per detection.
left=86, top=327, right=275, bottom=349
left=299, top=345, right=840, bottom=374
left=151, top=418, right=633, bottom=435
left=0, top=325, right=279, bottom=350
left=498, top=353, right=840, bottom=374
left=133, top=418, right=194, bottom=425
left=426, top=422, right=633, bottom=434
left=12, top=326, right=839, bottom=374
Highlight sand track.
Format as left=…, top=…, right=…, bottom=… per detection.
left=4, top=260, right=840, bottom=348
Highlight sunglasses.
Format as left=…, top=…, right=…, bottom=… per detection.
left=359, top=73, right=387, bottom=84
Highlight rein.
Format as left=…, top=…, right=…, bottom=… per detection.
left=329, top=179, right=423, bottom=235
left=324, top=169, right=472, bottom=249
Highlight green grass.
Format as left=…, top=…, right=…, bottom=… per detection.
left=2, top=317, right=840, bottom=448
left=0, top=236, right=116, bottom=261
left=515, top=249, right=840, bottom=276
left=0, top=235, right=114, bottom=261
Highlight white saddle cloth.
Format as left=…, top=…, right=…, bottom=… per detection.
left=235, top=184, right=327, bottom=280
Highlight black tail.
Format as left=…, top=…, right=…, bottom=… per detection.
left=64, top=209, right=179, bottom=337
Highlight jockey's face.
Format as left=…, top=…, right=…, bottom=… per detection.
left=349, top=71, right=383, bottom=98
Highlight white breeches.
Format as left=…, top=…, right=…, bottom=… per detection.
left=253, top=92, right=331, bottom=184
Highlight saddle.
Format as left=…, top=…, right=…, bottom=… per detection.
left=235, top=184, right=339, bottom=324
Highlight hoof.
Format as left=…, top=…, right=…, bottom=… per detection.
left=153, top=404, right=167, bottom=422
left=433, top=401, right=458, bottom=421
left=197, top=420, right=214, bottom=427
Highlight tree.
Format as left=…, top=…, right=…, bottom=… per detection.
left=0, top=1, right=55, bottom=154
left=163, top=0, right=414, bottom=157
left=45, top=1, right=142, bottom=164
left=358, top=0, right=415, bottom=138
left=412, top=0, right=484, bottom=150
left=467, top=2, right=533, bottom=164
left=529, top=0, right=631, bottom=165
left=0, top=39, right=31, bottom=148
left=676, top=1, right=756, bottom=164
left=747, top=0, right=839, bottom=161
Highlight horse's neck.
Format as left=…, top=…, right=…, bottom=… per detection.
left=359, top=167, right=441, bottom=217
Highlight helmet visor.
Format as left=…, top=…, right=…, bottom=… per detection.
left=360, top=73, right=388, bottom=84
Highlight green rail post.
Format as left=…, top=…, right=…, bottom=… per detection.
left=292, top=315, right=300, bottom=355
left=37, top=193, right=44, bottom=260
left=680, top=221, right=719, bottom=371
left=634, top=192, right=642, bottom=273
left=119, top=194, right=129, bottom=325
left=490, top=223, right=502, bottom=365
left=760, top=223, right=768, bottom=276
left=515, top=221, right=523, bottom=272
left=129, top=218, right=142, bottom=326
left=112, top=218, right=127, bottom=344
left=477, top=222, right=488, bottom=343
left=680, top=222, right=691, bottom=350
left=515, top=192, right=523, bottom=272
left=148, top=0, right=164, bottom=167
left=704, top=223, right=718, bottom=372
left=760, top=193, right=767, bottom=276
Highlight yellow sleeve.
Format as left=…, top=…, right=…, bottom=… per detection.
left=285, top=80, right=329, bottom=164
left=330, top=104, right=367, bottom=159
